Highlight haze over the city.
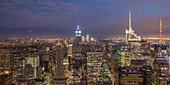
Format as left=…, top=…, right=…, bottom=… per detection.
left=0, top=0, right=170, bottom=38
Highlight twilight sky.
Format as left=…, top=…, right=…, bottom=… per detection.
left=0, top=0, right=170, bottom=38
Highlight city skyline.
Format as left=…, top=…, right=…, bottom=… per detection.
left=0, top=0, right=170, bottom=38
left=0, top=1, right=170, bottom=85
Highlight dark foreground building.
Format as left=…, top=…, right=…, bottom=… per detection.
left=115, top=66, right=144, bottom=85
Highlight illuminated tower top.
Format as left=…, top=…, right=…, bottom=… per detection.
left=160, top=18, right=162, bottom=44
left=75, top=24, right=82, bottom=37
left=126, top=11, right=141, bottom=42
left=129, top=11, right=132, bottom=31
left=77, top=24, right=80, bottom=30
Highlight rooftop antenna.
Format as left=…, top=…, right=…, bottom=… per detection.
left=129, top=10, right=132, bottom=31
left=160, top=18, right=162, bottom=44
left=77, top=19, right=80, bottom=30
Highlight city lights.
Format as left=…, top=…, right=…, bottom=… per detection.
left=0, top=0, right=170, bottom=85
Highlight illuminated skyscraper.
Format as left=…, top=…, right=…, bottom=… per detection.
left=75, top=24, right=82, bottom=37
left=55, top=45, right=64, bottom=78
left=115, top=66, right=144, bottom=85
left=74, top=22, right=82, bottom=43
left=0, top=48, right=12, bottom=74
left=86, top=34, right=89, bottom=42
left=87, top=52, right=103, bottom=84
left=26, top=54, right=40, bottom=78
left=118, top=49, right=125, bottom=67
left=152, top=57, right=169, bottom=85
left=126, top=11, right=141, bottom=42
left=125, top=11, right=142, bottom=66
left=82, top=36, right=85, bottom=42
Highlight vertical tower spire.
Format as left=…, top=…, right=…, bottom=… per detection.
left=160, top=18, right=162, bottom=44
left=77, top=19, right=80, bottom=30
left=129, top=11, right=132, bottom=30
left=77, top=25, right=80, bottom=30
left=75, top=19, right=82, bottom=37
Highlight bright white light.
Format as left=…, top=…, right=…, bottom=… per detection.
left=69, top=44, right=73, bottom=46
left=75, top=31, right=78, bottom=33
left=79, top=31, right=81, bottom=33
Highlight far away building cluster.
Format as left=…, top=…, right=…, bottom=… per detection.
left=0, top=11, right=170, bottom=85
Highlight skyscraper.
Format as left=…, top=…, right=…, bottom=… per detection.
left=0, top=48, right=12, bottom=74
left=87, top=52, right=103, bottom=84
left=74, top=23, right=82, bottom=43
left=55, top=45, right=64, bottom=78
left=152, top=57, right=169, bottom=85
left=114, top=66, right=144, bottom=85
left=75, top=24, right=82, bottom=37
left=125, top=11, right=141, bottom=42
left=125, top=11, right=143, bottom=66
left=52, top=43, right=68, bottom=85
left=26, top=54, right=40, bottom=78
left=86, top=34, right=89, bottom=42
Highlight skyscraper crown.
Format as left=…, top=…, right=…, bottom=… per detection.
left=75, top=24, right=82, bottom=37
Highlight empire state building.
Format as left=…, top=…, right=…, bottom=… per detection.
left=75, top=24, right=82, bottom=37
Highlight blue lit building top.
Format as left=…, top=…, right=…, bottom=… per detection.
left=75, top=24, right=82, bottom=37
left=77, top=25, right=80, bottom=30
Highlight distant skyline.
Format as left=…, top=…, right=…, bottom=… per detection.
left=0, top=0, right=170, bottom=38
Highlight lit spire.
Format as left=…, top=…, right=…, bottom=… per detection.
left=160, top=18, right=162, bottom=44
left=129, top=10, right=132, bottom=30
left=77, top=25, right=79, bottom=30
left=77, top=19, right=80, bottom=30
left=75, top=19, right=82, bottom=37
left=126, top=11, right=141, bottom=42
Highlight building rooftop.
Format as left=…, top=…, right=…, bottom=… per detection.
left=131, top=60, right=146, bottom=65
left=140, top=65, right=152, bottom=71
left=156, top=57, right=169, bottom=65
left=87, top=52, right=103, bottom=55
left=116, top=66, right=143, bottom=74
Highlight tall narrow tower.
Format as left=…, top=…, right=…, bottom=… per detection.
left=55, top=45, right=64, bottom=78
left=75, top=20, right=82, bottom=37
left=125, top=11, right=142, bottom=66
left=125, top=11, right=141, bottom=42
left=129, top=11, right=132, bottom=31
left=160, top=18, right=162, bottom=44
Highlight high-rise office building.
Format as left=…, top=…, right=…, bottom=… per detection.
left=131, top=60, right=146, bottom=70
left=0, top=48, right=12, bottom=74
left=125, top=11, right=141, bottom=42
left=118, top=49, right=125, bottom=67
left=17, top=57, right=26, bottom=77
left=86, top=34, right=90, bottom=42
left=82, top=36, right=85, bottom=42
left=125, top=11, right=142, bottom=66
left=115, top=66, right=144, bottom=85
left=87, top=52, right=103, bottom=85
left=12, top=49, right=21, bottom=71
left=67, top=44, right=73, bottom=58
left=75, top=24, right=82, bottom=43
left=52, top=44, right=68, bottom=85
left=75, top=24, right=82, bottom=37
left=26, top=54, right=40, bottom=78
left=141, top=40, right=152, bottom=66
left=140, top=65, right=152, bottom=85
left=152, top=57, right=169, bottom=85
left=55, top=45, right=64, bottom=78
left=0, top=73, right=12, bottom=85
